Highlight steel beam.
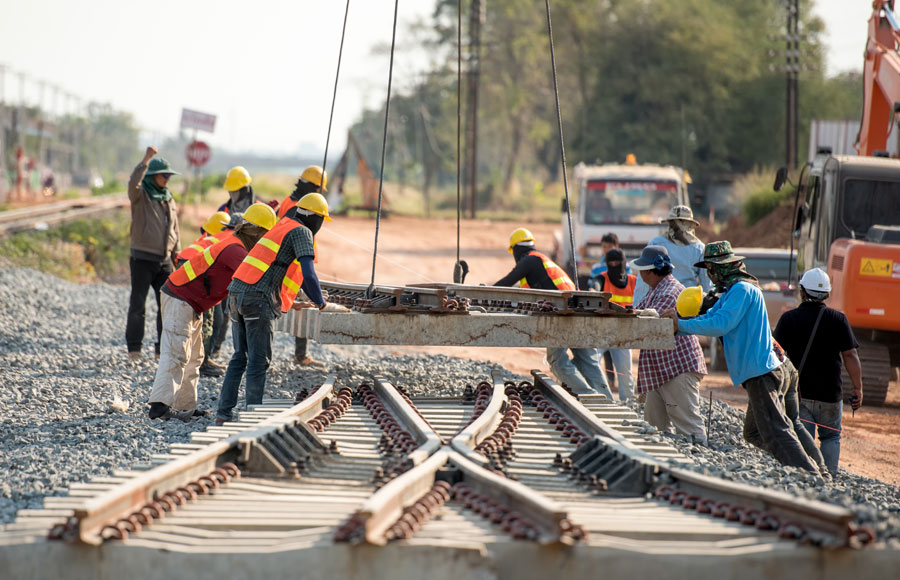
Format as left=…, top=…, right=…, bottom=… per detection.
left=275, top=308, right=674, bottom=349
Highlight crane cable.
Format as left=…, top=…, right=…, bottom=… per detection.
left=321, top=0, right=352, bottom=181
left=544, top=0, right=579, bottom=290
left=453, top=0, right=468, bottom=284
left=367, top=0, right=401, bottom=297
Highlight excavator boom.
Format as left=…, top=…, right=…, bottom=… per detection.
left=858, top=0, right=900, bottom=155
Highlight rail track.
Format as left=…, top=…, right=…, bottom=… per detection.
left=0, top=371, right=894, bottom=579
left=0, top=193, right=128, bottom=237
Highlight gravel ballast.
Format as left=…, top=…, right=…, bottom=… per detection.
left=1, top=267, right=899, bottom=545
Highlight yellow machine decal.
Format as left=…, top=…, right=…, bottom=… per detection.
left=859, top=257, right=893, bottom=277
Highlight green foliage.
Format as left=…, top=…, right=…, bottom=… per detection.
left=347, top=0, right=861, bottom=216
left=91, top=178, right=123, bottom=196
left=743, top=187, right=793, bottom=226
left=0, top=213, right=131, bottom=282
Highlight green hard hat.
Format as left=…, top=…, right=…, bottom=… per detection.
left=146, top=157, right=180, bottom=176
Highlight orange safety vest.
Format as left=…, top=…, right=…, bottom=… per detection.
left=277, top=194, right=294, bottom=219
left=169, top=234, right=243, bottom=287
left=233, top=219, right=312, bottom=312
left=176, top=232, right=223, bottom=263
left=519, top=251, right=576, bottom=291
left=599, top=272, right=637, bottom=307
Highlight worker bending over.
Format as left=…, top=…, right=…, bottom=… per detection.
left=663, top=241, right=823, bottom=474
left=494, top=228, right=613, bottom=399
left=148, top=203, right=276, bottom=421
left=216, top=193, right=332, bottom=426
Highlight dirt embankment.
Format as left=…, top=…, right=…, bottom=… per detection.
left=695, top=202, right=795, bottom=248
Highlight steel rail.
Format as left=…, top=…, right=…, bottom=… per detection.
left=0, top=193, right=128, bottom=236
left=450, top=370, right=506, bottom=464
left=58, top=375, right=337, bottom=545
left=373, top=377, right=443, bottom=465
left=531, top=370, right=857, bottom=546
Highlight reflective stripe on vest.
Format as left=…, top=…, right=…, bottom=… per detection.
left=527, top=251, right=576, bottom=291
left=599, top=272, right=637, bottom=306
left=176, top=233, right=220, bottom=262
left=233, top=219, right=311, bottom=312
left=169, top=233, right=241, bottom=287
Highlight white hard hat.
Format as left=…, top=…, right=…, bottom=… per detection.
left=799, top=268, right=831, bottom=295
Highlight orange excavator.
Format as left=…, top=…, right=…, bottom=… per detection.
left=775, top=0, right=900, bottom=405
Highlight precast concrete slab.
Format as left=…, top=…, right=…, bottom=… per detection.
left=275, top=308, right=674, bottom=349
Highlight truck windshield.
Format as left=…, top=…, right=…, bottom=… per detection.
left=840, top=179, right=900, bottom=238
left=584, top=180, right=679, bottom=225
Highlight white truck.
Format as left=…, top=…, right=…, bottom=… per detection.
left=553, top=159, right=691, bottom=286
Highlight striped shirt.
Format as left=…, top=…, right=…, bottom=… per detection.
left=227, top=222, right=316, bottom=313
left=636, top=275, right=707, bottom=394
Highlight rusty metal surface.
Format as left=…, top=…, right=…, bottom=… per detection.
left=450, top=371, right=506, bottom=465
left=62, top=375, right=337, bottom=545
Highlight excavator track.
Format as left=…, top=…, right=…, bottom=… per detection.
left=842, top=340, right=892, bottom=407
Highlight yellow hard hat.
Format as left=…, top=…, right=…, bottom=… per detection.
left=242, top=202, right=277, bottom=230
left=297, top=192, right=332, bottom=221
left=508, top=227, right=536, bottom=253
left=203, top=211, right=230, bottom=234
left=224, top=166, right=252, bottom=192
left=300, top=165, right=328, bottom=192
left=676, top=286, right=704, bottom=318
left=625, top=153, right=637, bottom=165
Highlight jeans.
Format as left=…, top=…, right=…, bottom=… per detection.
left=598, top=348, right=634, bottom=401
left=546, top=348, right=613, bottom=399
left=800, top=399, right=843, bottom=475
left=126, top=257, right=173, bottom=354
left=742, top=364, right=820, bottom=473
left=781, top=360, right=827, bottom=473
left=216, top=293, right=276, bottom=421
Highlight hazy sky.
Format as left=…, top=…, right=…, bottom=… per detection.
left=0, top=0, right=877, bottom=157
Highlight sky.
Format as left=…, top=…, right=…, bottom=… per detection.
left=0, top=0, right=879, bottom=157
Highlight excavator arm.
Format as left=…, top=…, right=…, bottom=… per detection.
left=858, top=1, right=900, bottom=155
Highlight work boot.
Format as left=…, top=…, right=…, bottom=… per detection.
left=205, top=357, right=226, bottom=370
left=128, top=351, right=142, bottom=362
left=199, top=360, right=224, bottom=377
left=192, top=409, right=208, bottom=418
left=215, top=417, right=227, bottom=427
left=294, top=356, right=326, bottom=369
left=148, top=402, right=170, bottom=420
left=166, top=409, right=195, bottom=422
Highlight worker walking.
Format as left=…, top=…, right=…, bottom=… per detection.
left=633, top=205, right=710, bottom=307
left=595, top=248, right=636, bottom=400
left=147, top=203, right=276, bottom=421
left=662, top=241, right=822, bottom=473
left=774, top=268, right=864, bottom=476
left=126, top=146, right=181, bottom=361
left=494, top=228, right=613, bottom=399
left=275, top=166, right=329, bottom=367
left=215, top=193, right=333, bottom=425
left=631, top=246, right=707, bottom=442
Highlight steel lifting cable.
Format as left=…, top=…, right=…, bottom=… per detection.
left=321, top=0, right=352, bottom=177
left=544, top=0, right=579, bottom=290
left=367, top=0, right=401, bottom=297
left=453, top=0, right=468, bottom=284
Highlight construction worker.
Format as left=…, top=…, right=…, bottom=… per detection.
left=219, top=166, right=256, bottom=214
left=277, top=165, right=327, bottom=219
left=176, top=211, right=230, bottom=265
left=126, top=146, right=181, bottom=361
left=774, top=268, right=863, bottom=476
left=633, top=205, right=711, bottom=307
left=662, top=241, right=823, bottom=474
left=147, top=203, right=276, bottom=421
left=494, top=228, right=613, bottom=399
left=275, top=166, right=329, bottom=366
left=215, top=193, right=333, bottom=425
left=594, top=248, right=636, bottom=400
left=630, top=246, right=707, bottom=442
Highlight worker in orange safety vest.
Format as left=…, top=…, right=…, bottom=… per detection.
left=595, top=248, right=636, bottom=401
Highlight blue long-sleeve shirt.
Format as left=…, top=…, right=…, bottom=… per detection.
left=677, top=280, right=781, bottom=387
left=633, top=237, right=711, bottom=306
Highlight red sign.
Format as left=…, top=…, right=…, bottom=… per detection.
left=185, top=140, right=211, bottom=167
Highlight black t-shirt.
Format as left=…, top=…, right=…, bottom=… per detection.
left=773, top=301, right=858, bottom=403
left=494, top=254, right=557, bottom=290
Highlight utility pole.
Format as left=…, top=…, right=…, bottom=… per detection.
left=465, top=0, right=484, bottom=219
left=785, top=0, right=799, bottom=169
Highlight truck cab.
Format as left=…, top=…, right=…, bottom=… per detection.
left=554, top=159, right=689, bottom=284
left=792, top=151, right=900, bottom=405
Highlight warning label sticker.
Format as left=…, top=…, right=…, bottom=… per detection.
left=860, top=258, right=893, bottom=277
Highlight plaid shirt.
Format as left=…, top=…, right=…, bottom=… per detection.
left=636, top=275, right=707, bottom=394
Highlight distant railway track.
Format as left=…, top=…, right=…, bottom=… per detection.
left=0, top=193, right=128, bottom=236
left=2, top=370, right=889, bottom=578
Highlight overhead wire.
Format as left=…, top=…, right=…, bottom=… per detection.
left=368, top=0, right=401, bottom=296
left=544, top=0, right=579, bottom=290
